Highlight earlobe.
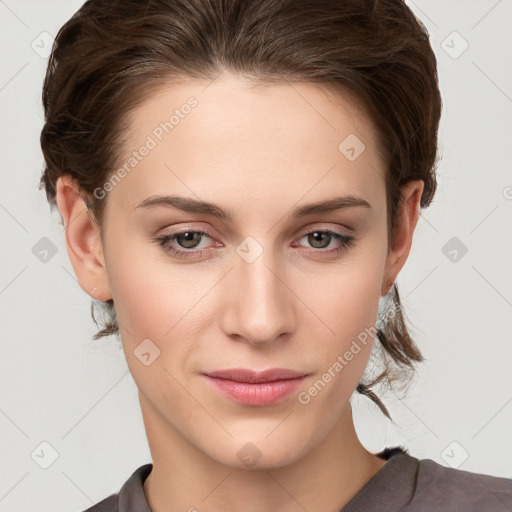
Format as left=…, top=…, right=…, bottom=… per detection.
left=381, top=180, right=424, bottom=296
left=55, top=175, right=112, bottom=301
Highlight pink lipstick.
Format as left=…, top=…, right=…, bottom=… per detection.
left=202, top=368, right=308, bottom=406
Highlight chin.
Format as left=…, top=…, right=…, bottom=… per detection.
left=204, top=432, right=308, bottom=470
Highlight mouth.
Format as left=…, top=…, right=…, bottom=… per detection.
left=202, top=368, right=309, bottom=406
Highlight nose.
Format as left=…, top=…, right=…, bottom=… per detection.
left=219, top=243, right=296, bottom=347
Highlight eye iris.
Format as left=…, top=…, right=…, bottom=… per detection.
left=308, top=231, right=331, bottom=249
left=177, top=231, right=202, bottom=249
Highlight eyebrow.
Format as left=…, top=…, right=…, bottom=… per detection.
left=135, top=194, right=372, bottom=219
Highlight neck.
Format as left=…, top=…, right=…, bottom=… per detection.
left=140, top=394, right=386, bottom=512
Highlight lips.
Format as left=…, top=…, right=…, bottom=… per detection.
left=204, top=368, right=308, bottom=383
left=202, top=368, right=309, bottom=406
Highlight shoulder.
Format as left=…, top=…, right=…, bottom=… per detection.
left=344, top=446, right=512, bottom=512
left=80, top=463, right=153, bottom=512
left=406, top=455, right=512, bottom=511
left=82, top=493, right=119, bottom=512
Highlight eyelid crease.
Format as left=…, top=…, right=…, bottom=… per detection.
left=153, top=225, right=357, bottom=260
left=156, top=221, right=355, bottom=244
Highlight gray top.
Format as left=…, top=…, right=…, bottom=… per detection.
left=83, top=446, right=512, bottom=511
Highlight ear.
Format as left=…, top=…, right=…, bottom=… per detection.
left=381, top=179, right=424, bottom=296
left=55, top=175, right=112, bottom=301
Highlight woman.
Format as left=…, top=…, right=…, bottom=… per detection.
left=39, top=0, right=512, bottom=510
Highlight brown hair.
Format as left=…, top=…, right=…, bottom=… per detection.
left=39, top=0, right=442, bottom=420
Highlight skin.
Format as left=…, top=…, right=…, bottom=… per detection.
left=55, top=71, right=423, bottom=512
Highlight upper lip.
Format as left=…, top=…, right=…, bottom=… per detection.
left=204, top=368, right=308, bottom=383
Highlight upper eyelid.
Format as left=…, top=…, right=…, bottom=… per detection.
left=162, top=224, right=352, bottom=245
left=163, top=224, right=351, bottom=234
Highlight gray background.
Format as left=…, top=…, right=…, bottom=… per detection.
left=1, top=0, right=511, bottom=510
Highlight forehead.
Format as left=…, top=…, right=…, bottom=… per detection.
left=106, top=72, right=385, bottom=215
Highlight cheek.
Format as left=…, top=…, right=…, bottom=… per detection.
left=304, top=257, right=382, bottom=342
left=103, top=236, right=215, bottom=376
left=296, top=281, right=379, bottom=421
left=105, top=222, right=383, bottom=367
left=104, top=249, right=198, bottom=404
left=298, top=253, right=383, bottom=391
left=104, top=232, right=190, bottom=334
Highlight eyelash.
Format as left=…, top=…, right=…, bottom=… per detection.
left=152, top=228, right=356, bottom=260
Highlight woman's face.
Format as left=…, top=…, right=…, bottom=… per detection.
left=81, top=72, right=420, bottom=468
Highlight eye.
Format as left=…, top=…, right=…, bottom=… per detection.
left=292, top=229, right=356, bottom=255
left=152, top=227, right=356, bottom=260
left=153, top=229, right=217, bottom=259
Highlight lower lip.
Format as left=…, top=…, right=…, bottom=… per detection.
left=204, top=375, right=306, bottom=406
